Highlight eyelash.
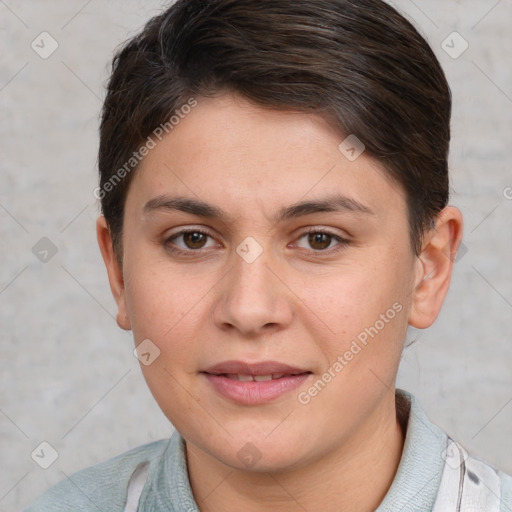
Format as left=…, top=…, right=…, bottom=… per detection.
left=164, top=228, right=350, bottom=256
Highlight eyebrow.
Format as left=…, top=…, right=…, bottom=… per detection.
left=143, top=194, right=375, bottom=223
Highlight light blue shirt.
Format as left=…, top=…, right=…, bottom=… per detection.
left=24, top=390, right=512, bottom=511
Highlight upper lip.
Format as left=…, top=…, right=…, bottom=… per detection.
left=203, top=360, right=310, bottom=376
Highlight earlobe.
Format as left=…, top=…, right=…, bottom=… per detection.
left=96, top=216, right=131, bottom=331
left=408, top=206, right=464, bottom=329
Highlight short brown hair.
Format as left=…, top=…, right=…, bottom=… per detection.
left=98, top=0, right=451, bottom=257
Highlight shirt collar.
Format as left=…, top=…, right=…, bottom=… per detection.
left=376, top=389, right=447, bottom=512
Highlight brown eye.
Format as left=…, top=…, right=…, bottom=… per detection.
left=182, top=231, right=208, bottom=249
left=166, top=229, right=217, bottom=253
left=308, top=232, right=333, bottom=250
left=295, top=230, right=348, bottom=253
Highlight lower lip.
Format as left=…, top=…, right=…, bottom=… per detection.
left=203, top=373, right=311, bottom=405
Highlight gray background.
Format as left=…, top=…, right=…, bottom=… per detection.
left=1, top=0, right=511, bottom=510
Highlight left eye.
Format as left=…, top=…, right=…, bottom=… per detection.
left=295, top=231, right=343, bottom=251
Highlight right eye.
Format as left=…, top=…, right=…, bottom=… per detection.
left=165, top=229, right=219, bottom=254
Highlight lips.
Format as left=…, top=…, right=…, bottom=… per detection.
left=203, top=360, right=309, bottom=377
left=202, top=360, right=312, bottom=405
left=224, top=373, right=286, bottom=382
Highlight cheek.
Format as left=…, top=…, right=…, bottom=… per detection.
left=301, top=272, right=409, bottom=422
left=124, top=264, right=205, bottom=429
left=301, top=251, right=411, bottom=371
left=123, top=253, right=195, bottom=338
left=305, top=261, right=404, bottom=328
left=123, top=256, right=213, bottom=379
left=124, top=272, right=168, bottom=341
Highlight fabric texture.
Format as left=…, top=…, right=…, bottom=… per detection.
left=24, top=390, right=512, bottom=511
left=431, top=439, right=501, bottom=511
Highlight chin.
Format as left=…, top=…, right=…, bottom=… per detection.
left=193, top=423, right=318, bottom=473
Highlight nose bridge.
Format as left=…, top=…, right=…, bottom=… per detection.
left=231, top=234, right=274, bottom=293
left=213, top=242, right=293, bottom=334
left=230, top=249, right=276, bottom=311
left=232, top=250, right=272, bottom=296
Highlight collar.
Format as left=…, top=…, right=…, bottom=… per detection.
left=376, top=389, right=447, bottom=511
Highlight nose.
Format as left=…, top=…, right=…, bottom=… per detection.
left=212, top=249, right=294, bottom=337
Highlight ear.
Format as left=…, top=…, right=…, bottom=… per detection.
left=96, top=216, right=131, bottom=330
left=408, top=206, right=464, bottom=329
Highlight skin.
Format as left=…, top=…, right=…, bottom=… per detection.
left=97, top=92, right=463, bottom=512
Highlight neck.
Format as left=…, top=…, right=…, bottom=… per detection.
left=186, top=392, right=405, bottom=512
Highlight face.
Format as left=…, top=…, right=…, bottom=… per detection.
left=99, top=92, right=450, bottom=473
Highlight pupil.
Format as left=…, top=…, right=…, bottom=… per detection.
left=309, top=233, right=331, bottom=250
left=185, top=232, right=206, bottom=248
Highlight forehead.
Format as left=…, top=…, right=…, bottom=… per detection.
left=126, top=93, right=407, bottom=225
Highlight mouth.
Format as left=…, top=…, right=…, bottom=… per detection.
left=203, top=360, right=310, bottom=376
left=213, top=373, right=300, bottom=382
left=201, top=360, right=312, bottom=405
